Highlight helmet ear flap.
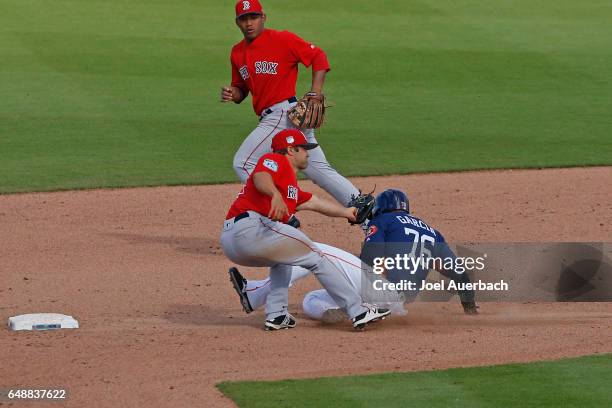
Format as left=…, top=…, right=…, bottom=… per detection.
left=398, top=197, right=409, bottom=213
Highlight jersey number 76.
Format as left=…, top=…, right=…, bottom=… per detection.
left=404, top=228, right=435, bottom=258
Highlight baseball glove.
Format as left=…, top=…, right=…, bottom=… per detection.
left=347, top=192, right=375, bottom=225
left=288, top=92, right=326, bottom=129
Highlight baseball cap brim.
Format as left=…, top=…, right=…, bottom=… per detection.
left=298, top=143, right=319, bottom=150
left=236, top=11, right=263, bottom=19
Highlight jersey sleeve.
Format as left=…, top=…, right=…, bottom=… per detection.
left=360, top=218, right=386, bottom=267
left=252, top=154, right=282, bottom=179
left=282, top=31, right=330, bottom=71
left=431, top=230, right=449, bottom=258
left=364, top=218, right=385, bottom=244
left=230, top=53, right=248, bottom=94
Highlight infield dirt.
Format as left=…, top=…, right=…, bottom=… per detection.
left=1, top=167, right=611, bottom=407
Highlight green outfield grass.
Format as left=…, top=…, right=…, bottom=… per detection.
left=217, top=354, right=612, bottom=408
left=1, top=0, right=611, bottom=193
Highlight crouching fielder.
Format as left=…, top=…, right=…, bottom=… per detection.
left=221, top=129, right=390, bottom=331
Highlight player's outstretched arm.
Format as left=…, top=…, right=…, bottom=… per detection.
left=297, top=195, right=356, bottom=222
left=433, top=243, right=478, bottom=314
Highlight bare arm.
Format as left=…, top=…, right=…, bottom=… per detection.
left=253, top=172, right=288, bottom=221
left=297, top=194, right=356, bottom=222
left=310, top=70, right=326, bottom=94
left=221, top=86, right=248, bottom=104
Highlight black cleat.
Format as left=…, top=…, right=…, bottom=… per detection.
left=264, top=313, right=296, bottom=331
left=228, top=267, right=253, bottom=314
left=352, top=305, right=390, bottom=330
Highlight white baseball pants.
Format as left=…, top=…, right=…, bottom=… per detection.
left=220, top=212, right=368, bottom=320
left=238, top=242, right=405, bottom=320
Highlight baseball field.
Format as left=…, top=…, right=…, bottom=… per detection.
left=1, top=0, right=611, bottom=407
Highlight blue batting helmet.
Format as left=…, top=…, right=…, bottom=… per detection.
left=372, top=189, right=409, bottom=218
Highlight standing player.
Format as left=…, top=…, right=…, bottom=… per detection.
left=221, top=0, right=361, bottom=206
left=220, top=128, right=390, bottom=330
left=228, top=189, right=479, bottom=322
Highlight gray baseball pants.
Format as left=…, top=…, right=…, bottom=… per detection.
left=232, top=99, right=359, bottom=206
left=220, top=211, right=368, bottom=320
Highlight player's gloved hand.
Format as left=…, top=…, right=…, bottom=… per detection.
left=347, top=192, right=375, bottom=225
left=462, top=301, right=479, bottom=315
left=268, top=192, right=289, bottom=221
left=288, top=92, right=326, bottom=129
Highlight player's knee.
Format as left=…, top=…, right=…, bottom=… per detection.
left=302, top=290, right=316, bottom=308
left=302, top=289, right=327, bottom=320
left=232, top=155, right=248, bottom=182
left=309, top=253, right=330, bottom=274
left=232, top=153, right=244, bottom=171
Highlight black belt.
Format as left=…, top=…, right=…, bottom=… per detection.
left=259, top=97, right=298, bottom=120
left=233, top=211, right=300, bottom=228
left=234, top=212, right=250, bottom=223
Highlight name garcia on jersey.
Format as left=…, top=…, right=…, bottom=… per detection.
left=396, top=215, right=436, bottom=236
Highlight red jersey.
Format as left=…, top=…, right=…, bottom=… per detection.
left=226, top=153, right=312, bottom=223
left=230, top=29, right=331, bottom=116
